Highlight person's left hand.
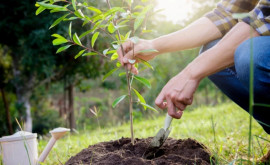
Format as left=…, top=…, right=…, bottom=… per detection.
left=155, top=70, right=200, bottom=119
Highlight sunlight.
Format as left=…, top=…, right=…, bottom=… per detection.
left=155, top=0, right=194, bottom=24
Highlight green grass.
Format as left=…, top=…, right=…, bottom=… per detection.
left=38, top=103, right=269, bottom=164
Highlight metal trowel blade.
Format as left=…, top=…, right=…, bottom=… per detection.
left=143, top=128, right=171, bottom=159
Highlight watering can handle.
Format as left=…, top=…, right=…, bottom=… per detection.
left=164, top=113, right=173, bottom=130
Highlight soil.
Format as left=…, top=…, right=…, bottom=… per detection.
left=65, top=137, right=214, bottom=165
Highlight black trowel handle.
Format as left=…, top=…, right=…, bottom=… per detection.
left=163, top=113, right=173, bottom=130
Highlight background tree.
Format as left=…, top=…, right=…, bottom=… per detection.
left=0, top=0, right=106, bottom=132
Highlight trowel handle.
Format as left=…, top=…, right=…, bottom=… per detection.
left=163, top=113, right=173, bottom=130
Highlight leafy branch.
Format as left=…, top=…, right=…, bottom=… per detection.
left=35, top=0, right=158, bottom=145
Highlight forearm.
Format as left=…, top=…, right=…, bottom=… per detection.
left=152, top=17, right=222, bottom=54
left=185, top=22, right=260, bottom=80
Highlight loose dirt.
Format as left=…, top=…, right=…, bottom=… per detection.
left=65, top=137, right=213, bottom=165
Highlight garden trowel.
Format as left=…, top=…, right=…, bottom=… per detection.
left=143, top=113, right=172, bottom=158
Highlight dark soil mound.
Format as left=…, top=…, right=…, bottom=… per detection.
left=65, top=137, right=214, bottom=165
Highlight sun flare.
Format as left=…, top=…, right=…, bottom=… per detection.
left=155, top=0, right=194, bottom=24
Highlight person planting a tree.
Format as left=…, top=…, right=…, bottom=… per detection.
left=118, top=0, right=270, bottom=162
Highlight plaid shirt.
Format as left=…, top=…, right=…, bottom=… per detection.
left=205, top=0, right=270, bottom=36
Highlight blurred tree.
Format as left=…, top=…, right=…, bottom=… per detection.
left=0, top=46, right=13, bottom=134
left=0, top=0, right=106, bottom=132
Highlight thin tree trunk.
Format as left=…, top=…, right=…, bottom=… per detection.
left=68, top=84, right=76, bottom=131
left=1, top=88, right=13, bottom=135
left=58, top=98, right=63, bottom=117
left=64, top=79, right=68, bottom=127
left=23, top=97, right=32, bottom=132
left=17, top=95, right=32, bottom=132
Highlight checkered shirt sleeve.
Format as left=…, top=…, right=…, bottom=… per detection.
left=205, top=0, right=259, bottom=35
left=241, top=0, right=270, bottom=35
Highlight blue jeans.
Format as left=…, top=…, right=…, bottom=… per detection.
left=200, top=36, right=270, bottom=134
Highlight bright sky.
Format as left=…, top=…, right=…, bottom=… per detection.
left=155, top=0, right=194, bottom=24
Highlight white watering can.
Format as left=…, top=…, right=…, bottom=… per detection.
left=0, top=127, right=70, bottom=165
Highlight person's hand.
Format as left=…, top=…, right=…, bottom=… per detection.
left=155, top=69, right=200, bottom=119
left=117, top=39, right=159, bottom=74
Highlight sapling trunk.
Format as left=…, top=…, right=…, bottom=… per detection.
left=106, top=0, right=134, bottom=145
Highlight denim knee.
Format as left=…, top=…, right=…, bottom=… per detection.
left=235, top=36, right=270, bottom=102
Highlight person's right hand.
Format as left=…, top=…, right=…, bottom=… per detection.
left=117, top=39, right=159, bottom=74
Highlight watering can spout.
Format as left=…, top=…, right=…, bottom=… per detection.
left=38, top=127, right=70, bottom=164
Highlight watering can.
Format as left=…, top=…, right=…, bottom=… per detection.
left=0, top=127, right=70, bottom=165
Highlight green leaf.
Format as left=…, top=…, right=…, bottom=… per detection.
left=91, top=21, right=102, bottom=33
left=73, top=33, right=82, bottom=46
left=125, top=31, right=132, bottom=40
left=91, top=32, right=99, bottom=48
left=87, top=6, right=102, bottom=14
left=52, top=38, right=68, bottom=45
left=72, top=0, right=76, bottom=10
left=104, top=7, right=124, bottom=17
left=139, top=103, right=158, bottom=112
left=74, top=50, right=86, bottom=59
left=116, top=62, right=121, bottom=68
left=254, top=103, right=270, bottom=108
left=90, top=15, right=104, bottom=23
left=119, top=72, right=126, bottom=77
left=64, top=17, right=78, bottom=21
left=134, top=75, right=151, bottom=88
left=56, top=45, right=72, bottom=53
left=37, top=2, right=66, bottom=10
left=106, top=50, right=117, bottom=54
left=74, top=9, right=84, bottom=18
left=142, top=29, right=153, bottom=33
left=79, top=29, right=94, bottom=39
left=103, top=68, right=119, bottom=81
left=51, top=34, right=66, bottom=39
left=111, top=53, right=118, bottom=61
left=82, top=52, right=98, bottom=56
left=112, top=44, right=119, bottom=50
left=132, top=88, right=146, bottom=110
left=134, top=16, right=144, bottom=31
left=49, top=13, right=69, bottom=29
left=134, top=5, right=153, bottom=31
left=50, top=6, right=69, bottom=13
left=138, top=58, right=154, bottom=70
left=36, top=6, right=46, bottom=15
left=138, top=49, right=158, bottom=53
left=108, top=22, right=115, bottom=34
left=112, top=95, right=127, bottom=108
left=69, top=22, right=72, bottom=39
left=103, top=49, right=109, bottom=55
left=134, top=5, right=144, bottom=10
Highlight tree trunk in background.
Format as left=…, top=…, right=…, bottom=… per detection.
left=24, top=98, right=32, bottom=132
left=12, top=53, right=34, bottom=132
left=17, top=94, right=32, bottom=132
left=68, top=84, right=76, bottom=131
left=1, top=88, right=13, bottom=135
left=64, top=79, right=68, bottom=127
left=58, top=98, right=63, bottom=117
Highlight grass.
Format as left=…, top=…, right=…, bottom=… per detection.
left=38, top=103, right=270, bottom=164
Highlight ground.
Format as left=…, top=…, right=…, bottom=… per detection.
left=39, top=103, right=270, bottom=164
